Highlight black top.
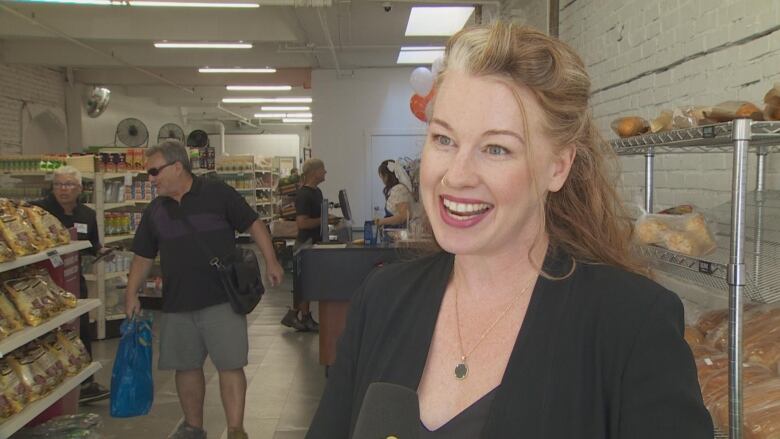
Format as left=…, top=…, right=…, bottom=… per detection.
left=295, top=185, right=323, bottom=245
left=32, top=194, right=101, bottom=256
left=420, top=387, right=497, bottom=438
left=131, top=177, right=259, bottom=313
left=306, top=250, right=713, bottom=439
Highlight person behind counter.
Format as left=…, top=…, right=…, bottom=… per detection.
left=306, top=21, right=712, bottom=439
left=280, top=158, right=324, bottom=332
left=374, top=159, right=414, bottom=228
left=124, top=140, right=284, bottom=439
left=32, top=165, right=112, bottom=404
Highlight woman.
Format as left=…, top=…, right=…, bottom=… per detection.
left=307, top=22, right=712, bottom=438
left=374, top=159, right=414, bottom=228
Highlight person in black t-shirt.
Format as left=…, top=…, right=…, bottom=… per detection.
left=126, top=140, right=283, bottom=439
left=32, top=166, right=112, bottom=404
left=280, top=158, right=325, bottom=332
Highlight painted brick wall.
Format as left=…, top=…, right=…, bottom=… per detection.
left=558, top=0, right=780, bottom=213
left=0, top=64, right=66, bottom=155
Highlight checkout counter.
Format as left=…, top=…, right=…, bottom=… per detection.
left=297, top=242, right=423, bottom=366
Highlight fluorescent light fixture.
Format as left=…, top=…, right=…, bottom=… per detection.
left=405, top=6, right=474, bottom=36
left=283, top=118, right=312, bottom=124
left=254, top=113, right=286, bottom=118
left=284, top=112, right=312, bottom=118
left=199, top=67, right=276, bottom=73
left=222, top=97, right=312, bottom=104
left=130, top=1, right=259, bottom=7
left=15, top=0, right=113, bottom=4
left=226, top=85, right=292, bottom=91
left=261, top=106, right=310, bottom=111
left=155, top=42, right=252, bottom=49
left=396, top=46, right=445, bottom=64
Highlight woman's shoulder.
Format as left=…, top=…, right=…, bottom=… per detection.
left=360, top=251, right=451, bottom=299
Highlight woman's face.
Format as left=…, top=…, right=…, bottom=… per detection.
left=420, top=71, right=573, bottom=257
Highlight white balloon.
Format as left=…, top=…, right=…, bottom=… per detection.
left=410, top=67, right=434, bottom=96
left=431, top=57, right=445, bottom=76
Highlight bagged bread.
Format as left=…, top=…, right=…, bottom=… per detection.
left=34, top=272, right=77, bottom=309
left=706, top=306, right=780, bottom=351
left=701, top=363, right=773, bottom=411
left=3, top=277, right=62, bottom=326
left=746, top=340, right=780, bottom=373
left=696, top=309, right=729, bottom=337
left=0, top=239, right=14, bottom=263
left=705, top=101, right=764, bottom=122
left=19, top=203, right=70, bottom=246
left=40, top=333, right=80, bottom=376
left=711, top=378, right=780, bottom=436
left=650, top=110, right=674, bottom=133
left=611, top=116, right=650, bottom=138
left=0, top=358, right=27, bottom=418
left=684, top=325, right=705, bottom=347
left=634, top=207, right=717, bottom=257
left=8, top=345, right=56, bottom=401
left=0, top=213, right=44, bottom=256
left=0, top=292, right=25, bottom=334
left=56, top=329, right=91, bottom=370
left=672, top=106, right=713, bottom=128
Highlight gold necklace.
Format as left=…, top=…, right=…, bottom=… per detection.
left=453, top=280, right=534, bottom=380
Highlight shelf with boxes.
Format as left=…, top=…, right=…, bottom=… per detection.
left=216, top=156, right=281, bottom=222
left=611, top=119, right=780, bottom=438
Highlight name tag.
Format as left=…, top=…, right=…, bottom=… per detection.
left=75, top=223, right=88, bottom=234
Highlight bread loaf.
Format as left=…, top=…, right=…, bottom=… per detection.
left=685, top=325, right=704, bottom=346
left=611, top=116, right=650, bottom=138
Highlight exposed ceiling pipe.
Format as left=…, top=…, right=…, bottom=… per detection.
left=216, top=104, right=260, bottom=129
left=316, top=7, right=342, bottom=75
left=0, top=2, right=195, bottom=96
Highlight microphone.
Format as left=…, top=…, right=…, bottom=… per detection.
left=352, top=382, right=420, bottom=439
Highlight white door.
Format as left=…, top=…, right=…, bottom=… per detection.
left=368, top=133, right=426, bottom=221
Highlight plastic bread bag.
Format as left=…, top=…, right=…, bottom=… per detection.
left=19, top=203, right=70, bottom=246
left=711, top=378, right=780, bottom=436
left=40, top=333, right=80, bottom=376
left=694, top=351, right=728, bottom=389
left=610, top=116, right=650, bottom=138
left=0, top=239, right=14, bottom=263
left=0, top=291, right=25, bottom=333
left=764, top=83, right=780, bottom=121
left=701, top=362, right=773, bottom=411
left=745, top=340, right=780, bottom=374
left=0, top=358, right=28, bottom=418
left=706, top=305, right=780, bottom=351
left=684, top=325, right=705, bottom=347
left=36, top=274, right=77, bottom=309
left=33, top=341, right=67, bottom=388
left=0, top=213, right=44, bottom=256
left=56, top=329, right=91, bottom=370
left=8, top=345, right=54, bottom=401
left=705, top=100, right=764, bottom=122
left=650, top=110, right=673, bottom=133
left=3, top=277, right=57, bottom=326
left=672, top=106, right=713, bottom=129
left=13, top=413, right=103, bottom=439
left=634, top=205, right=717, bottom=256
left=695, top=308, right=729, bottom=337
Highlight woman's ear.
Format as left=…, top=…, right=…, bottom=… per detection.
left=547, top=144, right=576, bottom=193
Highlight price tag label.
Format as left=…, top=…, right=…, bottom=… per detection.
left=124, top=172, right=133, bottom=186
left=145, top=281, right=156, bottom=289
left=47, top=250, right=64, bottom=268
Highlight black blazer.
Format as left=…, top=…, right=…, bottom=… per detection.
left=306, top=250, right=713, bottom=439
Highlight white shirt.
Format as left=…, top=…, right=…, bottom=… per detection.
left=385, top=184, right=414, bottom=217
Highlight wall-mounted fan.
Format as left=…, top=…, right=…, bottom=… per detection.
left=85, top=86, right=111, bottom=118
left=186, top=129, right=210, bottom=148
left=157, top=123, right=185, bottom=143
left=115, top=118, right=149, bottom=147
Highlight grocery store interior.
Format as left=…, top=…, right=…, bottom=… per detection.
left=1, top=0, right=780, bottom=437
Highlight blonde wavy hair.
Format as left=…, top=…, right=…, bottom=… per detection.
left=432, top=20, right=646, bottom=277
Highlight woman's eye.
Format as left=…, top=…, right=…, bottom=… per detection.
left=486, top=145, right=508, bottom=155
left=433, top=135, right=453, bottom=146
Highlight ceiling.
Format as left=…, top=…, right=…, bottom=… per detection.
left=0, top=0, right=519, bottom=123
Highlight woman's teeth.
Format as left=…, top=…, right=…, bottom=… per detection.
left=442, top=198, right=491, bottom=217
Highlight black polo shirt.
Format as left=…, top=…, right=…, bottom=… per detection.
left=131, top=176, right=259, bottom=313
left=295, top=185, right=323, bottom=245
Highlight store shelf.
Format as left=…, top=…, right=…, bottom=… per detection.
left=0, top=171, right=54, bottom=177
left=257, top=187, right=275, bottom=191
left=83, top=171, right=145, bottom=179
left=0, top=299, right=100, bottom=358
left=84, top=270, right=127, bottom=282
left=85, top=201, right=138, bottom=210
left=256, top=201, right=275, bottom=206
left=610, top=121, right=780, bottom=155
left=0, top=241, right=91, bottom=274
left=105, top=233, right=135, bottom=244
left=0, top=362, right=102, bottom=438
left=106, top=313, right=126, bottom=321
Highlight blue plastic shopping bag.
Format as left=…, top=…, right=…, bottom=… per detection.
left=110, top=314, right=154, bottom=417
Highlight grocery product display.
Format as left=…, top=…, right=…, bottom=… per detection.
left=216, top=155, right=281, bottom=222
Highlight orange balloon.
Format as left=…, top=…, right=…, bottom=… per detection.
left=410, top=94, right=428, bottom=122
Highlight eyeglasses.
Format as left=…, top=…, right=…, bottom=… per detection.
left=53, top=182, right=79, bottom=189
left=147, top=162, right=176, bottom=176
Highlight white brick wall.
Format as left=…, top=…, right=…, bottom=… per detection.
left=0, top=64, right=66, bottom=155
left=559, top=0, right=780, bottom=212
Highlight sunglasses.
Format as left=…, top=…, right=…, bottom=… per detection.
left=147, top=161, right=176, bottom=176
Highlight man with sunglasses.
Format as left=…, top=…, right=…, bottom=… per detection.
left=32, top=165, right=112, bottom=404
left=125, top=140, right=284, bottom=439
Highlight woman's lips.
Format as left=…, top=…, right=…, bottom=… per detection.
left=438, top=195, right=493, bottom=228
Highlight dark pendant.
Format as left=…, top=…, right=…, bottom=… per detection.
left=455, top=362, right=468, bottom=380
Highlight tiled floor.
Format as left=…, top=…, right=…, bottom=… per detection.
left=81, top=275, right=325, bottom=439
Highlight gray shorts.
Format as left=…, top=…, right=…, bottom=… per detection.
left=158, top=302, right=248, bottom=371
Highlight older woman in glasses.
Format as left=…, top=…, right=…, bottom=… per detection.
left=32, top=165, right=113, bottom=403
